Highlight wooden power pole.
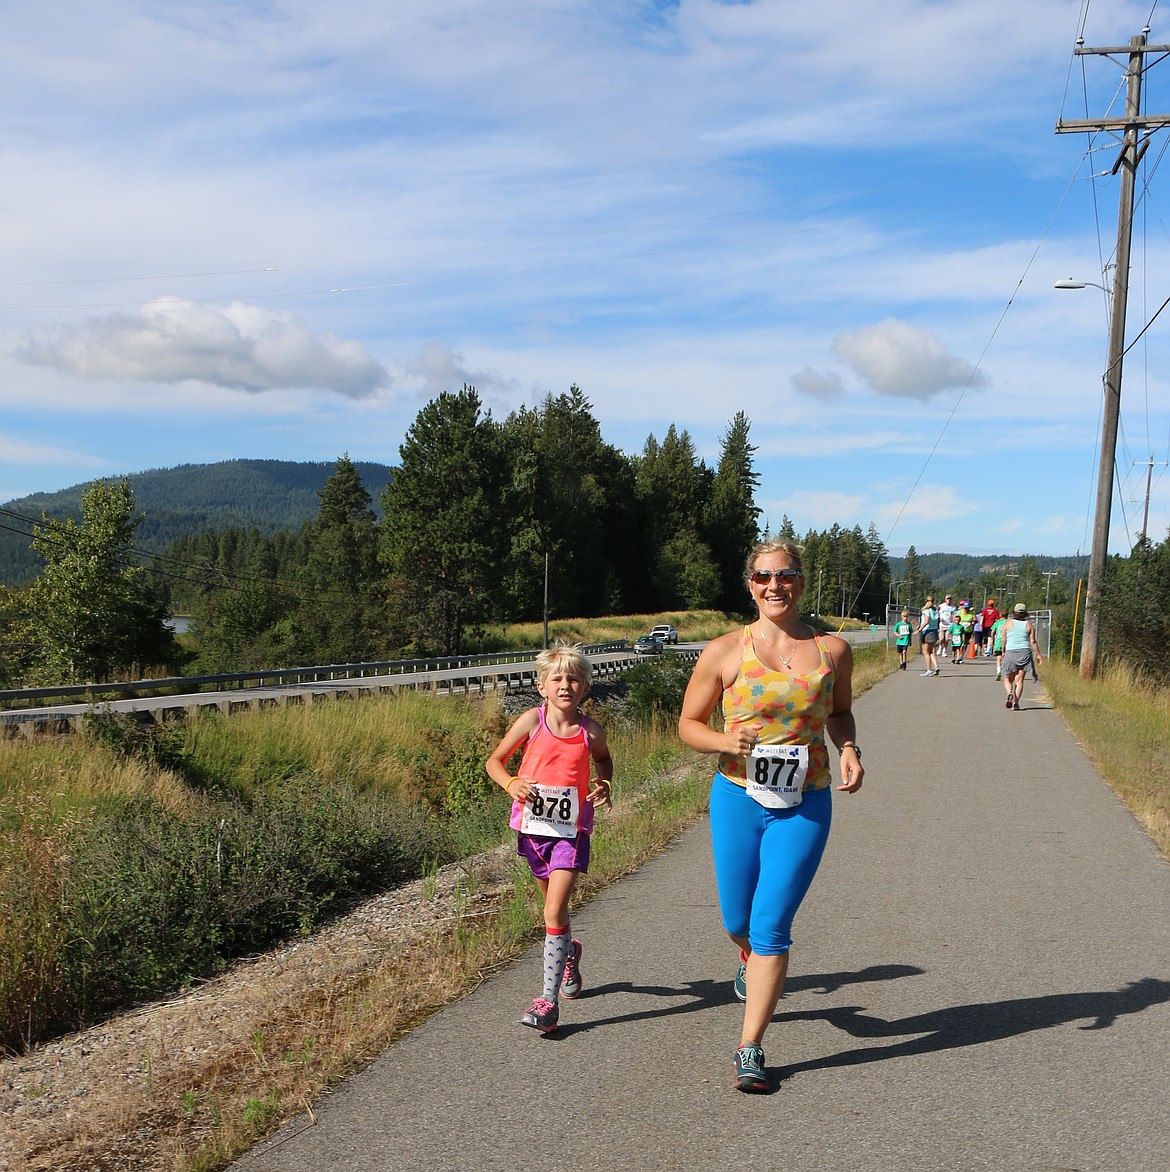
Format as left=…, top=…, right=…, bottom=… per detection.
left=1056, top=32, right=1170, bottom=678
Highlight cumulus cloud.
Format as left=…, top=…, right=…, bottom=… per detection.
left=13, top=299, right=389, bottom=398
left=791, top=366, right=845, bottom=400
left=832, top=318, right=988, bottom=400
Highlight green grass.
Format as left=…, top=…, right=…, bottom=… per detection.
left=1043, top=658, right=1170, bottom=858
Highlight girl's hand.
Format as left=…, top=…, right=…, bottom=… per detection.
left=588, top=779, right=613, bottom=809
left=506, top=776, right=534, bottom=803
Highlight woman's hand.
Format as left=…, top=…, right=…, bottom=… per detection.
left=726, top=721, right=763, bottom=756
left=836, top=748, right=864, bottom=793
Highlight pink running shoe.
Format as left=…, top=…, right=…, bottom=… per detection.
left=561, top=938, right=584, bottom=999
left=519, top=997, right=559, bottom=1032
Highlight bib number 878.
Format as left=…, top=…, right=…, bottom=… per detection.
left=530, top=792, right=574, bottom=820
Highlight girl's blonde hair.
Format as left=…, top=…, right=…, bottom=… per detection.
left=535, top=641, right=592, bottom=685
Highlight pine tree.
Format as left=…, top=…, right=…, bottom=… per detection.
left=703, top=412, right=761, bottom=611
left=301, top=454, right=383, bottom=662
left=380, top=387, right=505, bottom=655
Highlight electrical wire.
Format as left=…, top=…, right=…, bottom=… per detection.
left=0, top=506, right=389, bottom=606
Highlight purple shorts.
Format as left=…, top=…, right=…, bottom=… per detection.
left=517, top=831, right=591, bottom=879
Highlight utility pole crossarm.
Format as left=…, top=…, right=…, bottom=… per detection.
left=1074, top=43, right=1170, bottom=55
left=1056, top=115, right=1170, bottom=133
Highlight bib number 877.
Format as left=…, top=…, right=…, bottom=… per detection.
left=753, top=755, right=800, bottom=789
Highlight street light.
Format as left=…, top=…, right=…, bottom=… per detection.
left=1053, top=277, right=1109, bottom=291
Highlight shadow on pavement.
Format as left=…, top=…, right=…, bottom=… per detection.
left=775, top=976, right=1170, bottom=1079
left=546, top=963, right=926, bottom=1039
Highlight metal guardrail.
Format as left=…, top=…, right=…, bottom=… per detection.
left=0, top=642, right=632, bottom=706
left=0, top=642, right=699, bottom=737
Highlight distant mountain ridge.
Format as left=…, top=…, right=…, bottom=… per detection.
left=0, top=459, right=393, bottom=587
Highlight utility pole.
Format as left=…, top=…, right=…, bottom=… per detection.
left=1042, top=570, right=1060, bottom=606
left=1132, top=454, right=1168, bottom=545
left=1056, top=31, right=1170, bottom=678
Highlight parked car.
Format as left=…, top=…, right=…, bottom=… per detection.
left=649, top=623, right=678, bottom=644
left=633, top=633, right=664, bottom=654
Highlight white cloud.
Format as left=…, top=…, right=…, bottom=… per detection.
left=791, top=366, right=845, bottom=400
left=833, top=318, right=989, bottom=400
left=13, top=299, right=389, bottom=397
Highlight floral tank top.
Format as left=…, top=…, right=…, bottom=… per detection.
left=717, top=626, right=835, bottom=791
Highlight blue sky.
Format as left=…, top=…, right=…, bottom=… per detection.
left=2, top=0, right=1169, bottom=557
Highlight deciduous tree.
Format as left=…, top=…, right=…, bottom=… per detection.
left=20, top=479, right=176, bottom=683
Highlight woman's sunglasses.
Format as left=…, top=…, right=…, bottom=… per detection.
left=747, top=569, right=802, bottom=585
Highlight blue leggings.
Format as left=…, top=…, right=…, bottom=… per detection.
left=709, top=772, right=832, bottom=955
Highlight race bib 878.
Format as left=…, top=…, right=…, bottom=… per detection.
left=519, top=784, right=581, bottom=838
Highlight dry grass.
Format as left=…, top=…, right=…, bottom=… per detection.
left=0, top=738, right=204, bottom=823
left=1043, top=658, right=1170, bottom=858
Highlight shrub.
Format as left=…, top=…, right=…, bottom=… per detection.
left=623, top=657, right=694, bottom=725
left=56, top=777, right=444, bottom=1028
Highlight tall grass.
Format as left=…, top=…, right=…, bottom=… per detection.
left=1043, top=658, right=1170, bottom=857
left=0, top=690, right=515, bottom=1052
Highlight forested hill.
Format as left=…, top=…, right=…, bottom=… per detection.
left=0, top=459, right=393, bottom=587
left=891, top=551, right=1082, bottom=595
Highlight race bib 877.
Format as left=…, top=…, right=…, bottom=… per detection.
left=746, top=744, right=809, bottom=808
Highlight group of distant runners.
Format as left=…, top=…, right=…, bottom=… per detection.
left=893, top=592, right=1042, bottom=709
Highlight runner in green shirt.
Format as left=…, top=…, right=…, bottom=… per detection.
left=894, top=609, right=913, bottom=671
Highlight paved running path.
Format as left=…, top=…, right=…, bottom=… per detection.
left=236, top=655, right=1170, bottom=1172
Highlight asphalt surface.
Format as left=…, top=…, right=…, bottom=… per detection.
left=235, top=653, right=1170, bottom=1172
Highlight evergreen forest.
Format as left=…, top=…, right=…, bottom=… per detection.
left=1, top=383, right=1163, bottom=687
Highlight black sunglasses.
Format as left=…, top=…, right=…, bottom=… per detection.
left=747, top=568, right=802, bottom=585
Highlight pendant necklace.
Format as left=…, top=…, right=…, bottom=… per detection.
left=756, top=626, right=797, bottom=670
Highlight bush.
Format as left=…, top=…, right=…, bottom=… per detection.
left=623, top=657, right=694, bottom=725
left=2, top=777, right=446, bottom=1040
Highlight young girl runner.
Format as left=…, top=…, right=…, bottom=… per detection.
left=894, top=609, right=912, bottom=670
left=486, top=643, right=614, bottom=1032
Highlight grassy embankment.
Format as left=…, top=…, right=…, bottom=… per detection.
left=1041, top=657, right=1170, bottom=858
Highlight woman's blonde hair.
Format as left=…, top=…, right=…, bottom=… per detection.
left=743, top=539, right=805, bottom=580
left=535, top=641, right=592, bottom=685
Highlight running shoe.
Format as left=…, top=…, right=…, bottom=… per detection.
left=995, top=670, right=1001, bottom=681
left=733, top=1043, right=770, bottom=1092
left=561, top=938, right=583, bottom=999
left=1005, top=694, right=1014, bottom=709
left=920, top=670, right=933, bottom=677
left=519, top=997, right=559, bottom=1032
left=933, top=668, right=940, bottom=675
left=734, top=959, right=747, bottom=1002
